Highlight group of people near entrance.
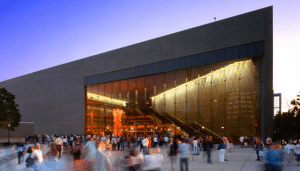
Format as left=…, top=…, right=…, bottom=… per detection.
left=251, top=136, right=300, bottom=171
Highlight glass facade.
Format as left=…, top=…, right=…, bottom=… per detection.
left=85, top=59, right=260, bottom=138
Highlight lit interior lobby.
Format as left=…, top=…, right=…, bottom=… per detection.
left=85, top=58, right=260, bottom=139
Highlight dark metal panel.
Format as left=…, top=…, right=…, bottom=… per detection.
left=240, top=44, right=248, bottom=59
left=84, top=41, right=265, bottom=85
left=248, top=43, right=256, bottom=57
left=256, top=41, right=264, bottom=56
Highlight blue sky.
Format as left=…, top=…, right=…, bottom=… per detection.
left=0, top=0, right=299, bottom=112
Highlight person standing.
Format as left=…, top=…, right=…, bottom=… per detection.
left=218, top=139, right=226, bottom=163
left=120, top=136, right=125, bottom=151
left=111, top=136, right=117, bottom=151
left=284, top=140, right=295, bottom=164
left=168, top=138, right=178, bottom=171
left=192, top=138, right=198, bottom=155
left=63, top=136, right=68, bottom=150
left=178, top=138, right=190, bottom=171
left=240, top=136, right=244, bottom=148
left=25, top=134, right=29, bottom=143
left=153, top=136, right=158, bottom=148
left=55, top=136, right=63, bottom=158
left=224, top=137, right=229, bottom=161
left=164, top=135, right=169, bottom=147
left=142, top=135, right=149, bottom=156
left=206, top=136, right=214, bottom=163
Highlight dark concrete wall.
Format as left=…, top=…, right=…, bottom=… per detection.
left=0, top=6, right=273, bottom=136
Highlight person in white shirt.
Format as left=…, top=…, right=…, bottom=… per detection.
left=142, top=136, right=149, bottom=156
left=164, top=136, right=169, bottom=147
left=63, top=136, right=68, bottom=150
left=33, top=143, right=43, bottom=163
left=153, top=136, right=158, bottom=147
left=55, top=136, right=63, bottom=158
left=239, top=136, right=244, bottom=148
left=193, top=138, right=198, bottom=155
left=284, top=140, right=295, bottom=163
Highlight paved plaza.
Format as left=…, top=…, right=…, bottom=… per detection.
left=0, top=144, right=299, bottom=171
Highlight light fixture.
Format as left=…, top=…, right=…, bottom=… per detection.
left=202, top=126, right=204, bottom=129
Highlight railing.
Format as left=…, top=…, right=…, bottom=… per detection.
left=189, top=121, right=222, bottom=139
left=165, top=113, right=197, bottom=135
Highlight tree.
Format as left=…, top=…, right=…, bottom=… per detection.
left=273, top=93, right=300, bottom=143
left=290, top=93, right=300, bottom=116
left=0, top=87, right=22, bottom=143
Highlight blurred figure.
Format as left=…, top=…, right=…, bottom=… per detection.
left=255, top=138, right=264, bottom=161
left=168, top=138, right=178, bottom=171
left=111, top=136, right=117, bottom=151
left=142, top=135, right=149, bottom=156
left=178, top=138, right=190, bottom=171
left=206, top=136, right=214, bottom=164
left=192, top=137, right=198, bottom=155
left=218, top=139, right=226, bottom=163
left=55, top=136, right=63, bottom=158
left=240, top=135, right=244, bottom=148
left=295, top=141, right=300, bottom=166
left=17, top=142, right=25, bottom=164
left=45, top=141, right=59, bottom=160
left=284, top=140, right=295, bottom=164
left=264, top=142, right=284, bottom=171
left=72, top=138, right=82, bottom=160
left=33, top=143, right=43, bottom=163
left=25, top=146, right=36, bottom=168
left=142, top=147, right=164, bottom=171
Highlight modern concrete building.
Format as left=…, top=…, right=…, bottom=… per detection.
left=0, top=7, right=273, bottom=140
left=273, top=93, right=282, bottom=115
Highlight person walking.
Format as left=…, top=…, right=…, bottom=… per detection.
left=33, top=143, right=43, bottom=169
left=206, top=136, right=214, bottom=164
left=55, top=136, right=63, bottom=158
left=255, top=138, right=264, bottom=161
left=25, top=146, right=36, bottom=168
left=45, top=141, right=59, bottom=161
left=178, top=138, right=190, bottom=171
left=218, top=139, right=226, bottom=163
left=168, top=138, right=178, bottom=171
left=284, top=140, right=295, bottom=164
left=17, top=142, right=25, bottom=164
left=72, top=138, right=82, bottom=160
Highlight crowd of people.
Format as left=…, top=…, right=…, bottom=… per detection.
left=16, top=133, right=300, bottom=171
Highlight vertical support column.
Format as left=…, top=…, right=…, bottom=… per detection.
left=261, top=7, right=273, bottom=141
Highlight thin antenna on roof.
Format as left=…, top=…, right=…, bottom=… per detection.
left=214, top=17, right=216, bottom=21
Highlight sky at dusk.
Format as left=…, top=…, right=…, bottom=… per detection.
left=1, top=0, right=299, bottom=112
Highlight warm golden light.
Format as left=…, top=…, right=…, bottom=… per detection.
left=113, top=108, right=124, bottom=136
left=87, top=92, right=127, bottom=106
